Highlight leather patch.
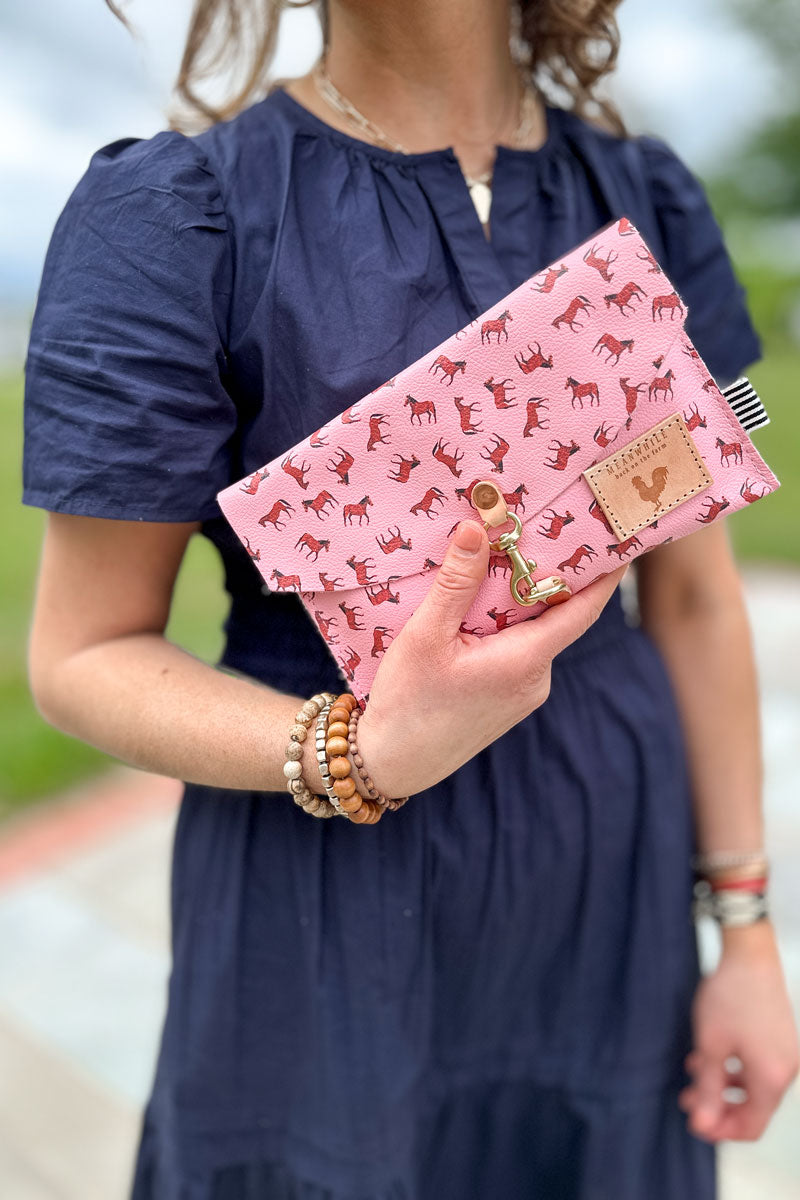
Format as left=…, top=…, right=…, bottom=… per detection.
left=582, top=413, right=713, bottom=540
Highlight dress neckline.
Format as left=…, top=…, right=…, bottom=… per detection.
left=264, top=82, right=570, bottom=316
left=268, top=83, right=565, bottom=167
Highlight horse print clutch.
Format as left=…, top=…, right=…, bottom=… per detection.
left=217, top=215, right=779, bottom=705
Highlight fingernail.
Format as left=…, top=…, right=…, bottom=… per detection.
left=453, top=521, right=482, bottom=557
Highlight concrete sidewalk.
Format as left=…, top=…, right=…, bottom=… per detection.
left=0, top=566, right=798, bottom=1199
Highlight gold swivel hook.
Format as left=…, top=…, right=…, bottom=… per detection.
left=470, top=481, right=571, bottom=608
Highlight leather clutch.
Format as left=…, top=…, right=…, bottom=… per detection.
left=217, top=215, right=779, bottom=705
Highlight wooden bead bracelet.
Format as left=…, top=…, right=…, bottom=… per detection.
left=315, top=701, right=357, bottom=819
left=346, top=702, right=409, bottom=813
left=321, top=692, right=409, bottom=823
left=320, top=692, right=381, bottom=823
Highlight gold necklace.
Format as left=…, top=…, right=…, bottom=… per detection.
left=310, top=56, right=542, bottom=226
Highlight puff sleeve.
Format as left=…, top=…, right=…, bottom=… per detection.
left=638, top=133, right=762, bottom=387
left=21, top=130, right=237, bottom=521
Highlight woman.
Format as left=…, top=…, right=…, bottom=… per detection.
left=22, top=0, right=799, bottom=1196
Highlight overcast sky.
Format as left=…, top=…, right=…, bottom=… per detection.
left=1, top=0, right=778, bottom=315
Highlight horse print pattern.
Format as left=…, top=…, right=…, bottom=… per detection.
left=217, top=216, right=779, bottom=705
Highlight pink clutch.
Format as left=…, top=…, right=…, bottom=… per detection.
left=217, top=215, right=779, bottom=705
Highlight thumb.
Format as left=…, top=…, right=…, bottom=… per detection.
left=415, top=520, right=489, bottom=635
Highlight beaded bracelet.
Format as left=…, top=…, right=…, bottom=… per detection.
left=282, top=691, right=339, bottom=819
left=346, top=702, right=409, bottom=813
left=284, top=687, right=410, bottom=824
left=320, top=692, right=411, bottom=823
left=691, top=848, right=768, bottom=873
left=315, top=701, right=358, bottom=819
left=317, top=708, right=378, bottom=822
left=692, top=878, right=770, bottom=927
left=322, top=693, right=381, bottom=824
left=708, top=875, right=768, bottom=893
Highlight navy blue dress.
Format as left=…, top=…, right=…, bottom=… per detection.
left=22, top=84, right=762, bottom=1199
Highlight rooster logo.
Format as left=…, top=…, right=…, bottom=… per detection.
left=631, top=466, right=669, bottom=515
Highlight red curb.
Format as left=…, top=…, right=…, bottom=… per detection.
left=0, top=768, right=183, bottom=891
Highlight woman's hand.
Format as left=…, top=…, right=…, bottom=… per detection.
left=679, top=920, right=800, bottom=1141
left=356, top=518, right=628, bottom=798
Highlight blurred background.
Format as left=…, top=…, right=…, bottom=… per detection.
left=0, top=1, right=798, bottom=1196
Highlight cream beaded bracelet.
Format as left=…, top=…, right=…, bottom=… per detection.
left=282, top=691, right=339, bottom=819
left=691, top=849, right=768, bottom=874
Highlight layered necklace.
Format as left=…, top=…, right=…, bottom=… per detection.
left=310, top=55, right=542, bottom=227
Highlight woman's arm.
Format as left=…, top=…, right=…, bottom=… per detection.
left=27, top=511, right=627, bottom=803
left=635, top=523, right=799, bottom=1140
left=27, top=513, right=342, bottom=798
left=635, top=520, right=763, bottom=855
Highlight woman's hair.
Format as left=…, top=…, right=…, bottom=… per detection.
left=105, top=0, right=628, bottom=137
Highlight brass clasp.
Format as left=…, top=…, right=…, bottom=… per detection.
left=470, top=481, right=571, bottom=608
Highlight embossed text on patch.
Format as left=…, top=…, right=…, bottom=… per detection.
left=582, top=413, right=713, bottom=541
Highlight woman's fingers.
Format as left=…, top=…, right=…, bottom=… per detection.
left=681, top=1047, right=730, bottom=1139
left=679, top=1048, right=790, bottom=1142
left=365, top=526, right=630, bottom=795
left=718, top=1057, right=797, bottom=1141
left=477, top=564, right=629, bottom=675
left=403, top=516, right=627, bottom=683
left=410, top=516, right=628, bottom=695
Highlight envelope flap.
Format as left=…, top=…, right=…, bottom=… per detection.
left=217, top=218, right=690, bottom=594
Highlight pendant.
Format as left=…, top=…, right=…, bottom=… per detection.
left=468, top=180, right=493, bottom=226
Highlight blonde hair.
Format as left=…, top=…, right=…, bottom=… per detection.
left=105, top=0, right=628, bottom=137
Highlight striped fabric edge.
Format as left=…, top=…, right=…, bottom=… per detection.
left=721, top=376, right=770, bottom=432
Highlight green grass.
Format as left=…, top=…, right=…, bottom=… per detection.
left=712, top=260, right=800, bottom=562
left=1, top=296, right=798, bottom=815
left=726, top=349, right=800, bottom=563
